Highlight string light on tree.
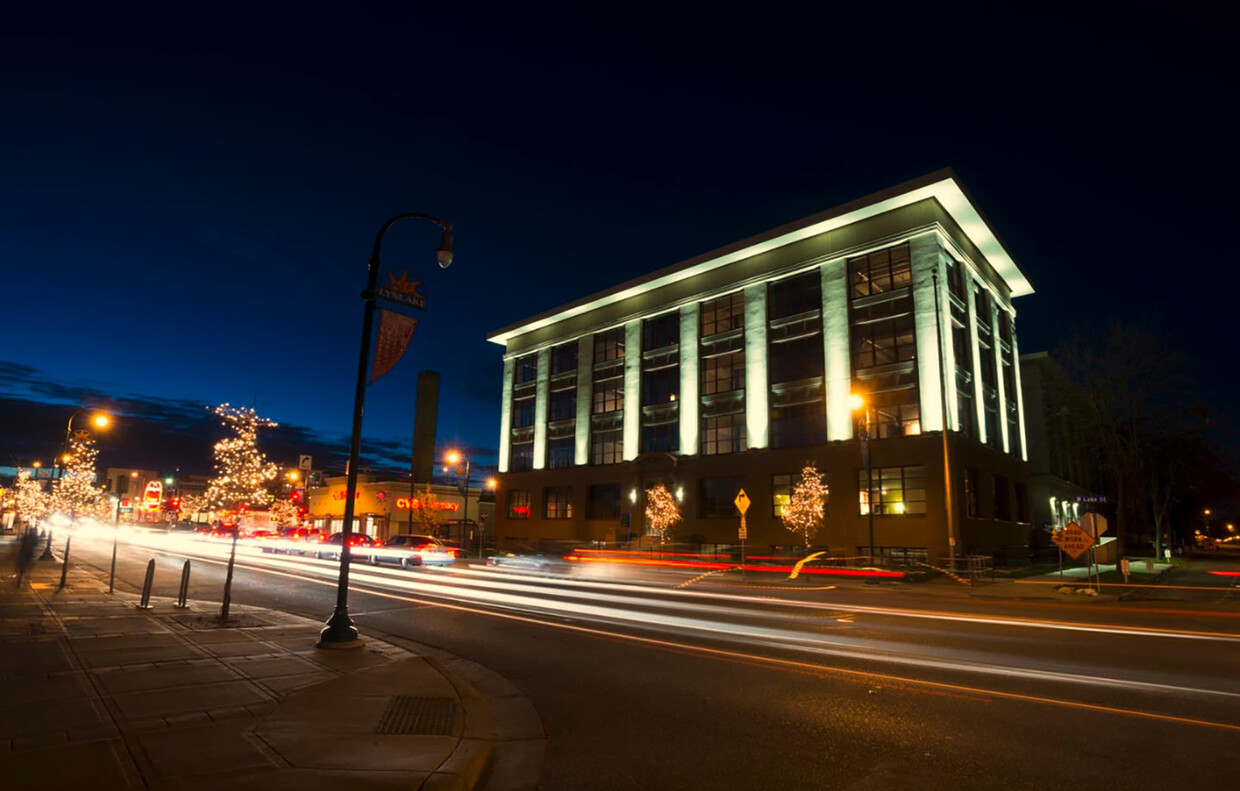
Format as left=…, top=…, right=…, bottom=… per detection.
left=644, top=483, right=681, bottom=545
left=52, top=433, right=106, bottom=519
left=204, top=403, right=279, bottom=511
left=781, top=462, right=827, bottom=547
left=14, top=469, right=50, bottom=531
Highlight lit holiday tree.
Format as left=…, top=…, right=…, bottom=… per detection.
left=407, top=484, right=450, bottom=536
left=52, top=433, right=105, bottom=519
left=644, top=483, right=681, bottom=545
left=205, top=404, right=279, bottom=510
left=14, top=469, right=50, bottom=531
left=268, top=499, right=301, bottom=528
left=781, top=462, right=827, bottom=547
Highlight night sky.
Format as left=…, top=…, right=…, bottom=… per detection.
left=3, top=5, right=1236, bottom=477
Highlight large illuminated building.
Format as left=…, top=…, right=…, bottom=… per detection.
left=487, top=171, right=1035, bottom=565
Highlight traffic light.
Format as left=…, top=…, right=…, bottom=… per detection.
left=290, top=489, right=303, bottom=503
left=168, top=497, right=181, bottom=512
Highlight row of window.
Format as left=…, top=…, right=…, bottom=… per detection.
left=510, top=243, right=1020, bottom=467
left=505, top=466, right=1031, bottom=523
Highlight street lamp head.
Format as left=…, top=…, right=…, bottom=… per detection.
left=445, top=449, right=463, bottom=465
left=32, top=461, right=42, bottom=468
left=485, top=477, right=498, bottom=490
left=91, top=413, right=111, bottom=430
left=848, top=393, right=866, bottom=411
left=436, top=227, right=454, bottom=269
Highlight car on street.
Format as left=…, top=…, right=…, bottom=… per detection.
left=486, top=549, right=569, bottom=573
left=367, top=534, right=456, bottom=568
left=313, top=532, right=377, bottom=560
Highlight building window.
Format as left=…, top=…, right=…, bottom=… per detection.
left=545, top=487, right=573, bottom=519
left=642, top=312, right=680, bottom=352
left=849, top=244, right=911, bottom=298
left=551, top=342, right=577, bottom=376
left=1015, top=482, right=1030, bottom=523
left=587, top=483, right=622, bottom=520
left=511, top=441, right=533, bottom=472
left=768, top=270, right=822, bottom=321
left=770, top=402, right=826, bottom=448
left=515, top=353, right=538, bottom=384
left=591, top=428, right=623, bottom=465
left=699, top=476, right=745, bottom=518
left=769, top=334, right=825, bottom=384
left=592, top=377, right=624, bottom=414
left=964, top=468, right=979, bottom=518
left=594, top=327, right=626, bottom=364
left=641, top=366, right=678, bottom=405
left=772, top=473, right=792, bottom=517
left=700, top=292, right=744, bottom=337
left=872, top=402, right=920, bottom=439
left=701, top=413, right=746, bottom=455
left=858, top=465, right=925, bottom=515
left=701, top=351, right=744, bottom=395
left=851, top=296, right=916, bottom=369
left=994, top=475, right=1012, bottom=520
left=512, top=395, right=535, bottom=428
left=548, top=437, right=574, bottom=469
left=507, top=489, right=531, bottom=519
left=641, top=420, right=678, bottom=454
left=549, top=388, right=576, bottom=422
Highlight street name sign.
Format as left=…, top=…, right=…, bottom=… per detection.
left=1053, top=522, right=1097, bottom=560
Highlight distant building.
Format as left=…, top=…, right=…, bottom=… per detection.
left=306, top=474, right=495, bottom=546
left=487, top=171, right=1036, bottom=565
left=1019, top=352, right=1098, bottom=552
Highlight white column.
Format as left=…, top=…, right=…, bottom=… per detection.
left=967, top=281, right=986, bottom=444
left=1011, top=325, right=1028, bottom=461
left=575, top=335, right=592, bottom=466
left=679, top=303, right=700, bottom=455
left=910, top=235, right=945, bottom=433
left=822, top=260, right=852, bottom=441
left=993, top=304, right=1009, bottom=453
left=533, top=348, right=550, bottom=469
left=498, top=356, right=515, bottom=472
left=743, top=283, right=768, bottom=449
left=623, top=321, right=642, bottom=461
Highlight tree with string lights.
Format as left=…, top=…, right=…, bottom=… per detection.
left=14, top=469, right=50, bottom=532
left=204, top=404, right=279, bottom=511
left=644, top=483, right=681, bottom=546
left=52, top=433, right=106, bottom=519
left=782, top=462, right=827, bottom=547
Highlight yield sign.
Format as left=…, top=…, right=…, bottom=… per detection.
left=1053, top=522, right=1097, bottom=560
left=734, top=490, right=750, bottom=516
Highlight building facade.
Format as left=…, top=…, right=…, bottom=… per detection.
left=487, top=171, right=1036, bottom=565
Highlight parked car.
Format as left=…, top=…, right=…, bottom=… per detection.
left=313, top=532, right=377, bottom=560
left=368, top=534, right=457, bottom=568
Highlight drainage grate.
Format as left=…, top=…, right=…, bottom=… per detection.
left=375, top=695, right=460, bottom=735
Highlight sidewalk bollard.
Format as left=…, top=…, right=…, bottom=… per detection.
left=58, top=536, right=72, bottom=590
left=137, top=559, right=155, bottom=609
left=175, top=560, right=191, bottom=609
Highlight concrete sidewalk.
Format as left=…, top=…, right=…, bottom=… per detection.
left=0, top=548, right=543, bottom=790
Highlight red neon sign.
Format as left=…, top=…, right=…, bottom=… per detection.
left=394, top=497, right=459, bottom=512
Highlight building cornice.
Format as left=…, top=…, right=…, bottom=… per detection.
left=488, top=169, right=1031, bottom=347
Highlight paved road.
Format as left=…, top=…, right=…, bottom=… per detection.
left=64, top=528, right=1240, bottom=790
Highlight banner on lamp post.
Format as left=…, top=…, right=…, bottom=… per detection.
left=371, top=310, right=419, bottom=384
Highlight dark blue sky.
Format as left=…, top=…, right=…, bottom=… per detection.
left=3, top=4, right=1236, bottom=475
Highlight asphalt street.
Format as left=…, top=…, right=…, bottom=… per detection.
left=60, top=528, right=1240, bottom=790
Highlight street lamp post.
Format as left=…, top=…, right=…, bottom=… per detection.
left=850, top=394, right=875, bottom=566
left=43, top=409, right=110, bottom=560
left=444, top=449, right=472, bottom=554
left=318, top=212, right=453, bottom=649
